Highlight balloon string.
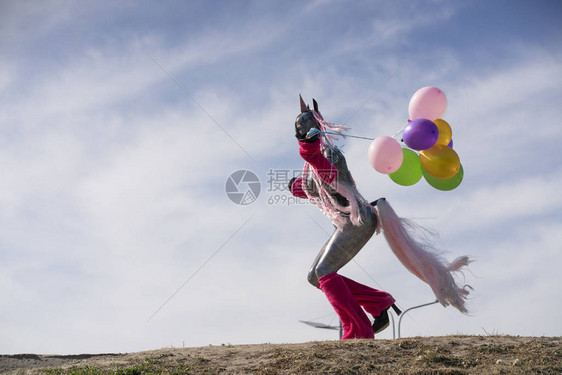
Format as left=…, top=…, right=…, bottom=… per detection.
left=320, top=130, right=375, bottom=141
left=321, top=132, right=337, bottom=152
left=321, top=129, right=406, bottom=142
left=391, top=128, right=405, bottom=141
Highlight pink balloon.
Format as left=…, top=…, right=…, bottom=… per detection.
left=368, top=136, right=403, bottom=174
left=408, top=86, right=447, bottom=121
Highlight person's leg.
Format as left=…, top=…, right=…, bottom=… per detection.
left=313, top=208, right=377, bottom=281
left=318, top=273, right=373, bottom=339
left=307, top=240, right=329, bottom=288
left=310, top=207, right=378, bottom=339
left=340, top=276, right=395, bottom=318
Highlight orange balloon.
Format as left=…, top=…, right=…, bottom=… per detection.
left=419, top=144, right=460, bottom=179
left=434, top=119, right=452, bottom=146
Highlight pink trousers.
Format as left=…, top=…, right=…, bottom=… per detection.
left=318, top=273, right=395, bottom=340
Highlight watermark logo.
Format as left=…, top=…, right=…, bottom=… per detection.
left=225, top=170, right=261, bottom=205
left=225, top=168, right=333, bottom=206
left=266, top=168, right=303, bottom=206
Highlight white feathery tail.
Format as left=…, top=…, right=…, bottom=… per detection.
left=374, top=199, right=473, bottom=313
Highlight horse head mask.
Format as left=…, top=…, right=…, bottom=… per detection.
left=295, top=95, right=321, bottom=141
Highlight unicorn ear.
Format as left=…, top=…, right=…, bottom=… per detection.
left=299, top=94, right=309, bottom=113
left=313, top=98, right=319, bottom=113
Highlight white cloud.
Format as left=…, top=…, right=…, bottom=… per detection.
left=434, top=171, right=562, bottom=236
left=451, top=53, right=562, bottom=121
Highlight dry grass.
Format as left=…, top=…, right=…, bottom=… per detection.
left=1, top=336, right=560, bottom=375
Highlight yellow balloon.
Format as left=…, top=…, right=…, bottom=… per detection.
left=420, top=144, right=460, bottom=179
left=434, top=119, right=452, bottom=146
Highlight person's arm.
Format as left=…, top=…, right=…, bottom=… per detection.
left=288, top=177, right=307, bottom=198
left=289, top=129, right=337, bottom=198
left=298, top=139, right=337, bottom=184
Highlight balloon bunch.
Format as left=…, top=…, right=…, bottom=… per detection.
left=367, top=87, right=463, bottom=191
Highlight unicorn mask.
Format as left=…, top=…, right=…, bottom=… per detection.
left=295, top=95, right=322, bottom=141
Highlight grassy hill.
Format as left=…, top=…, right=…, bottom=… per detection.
left=1, top=335, right=560, bottom=374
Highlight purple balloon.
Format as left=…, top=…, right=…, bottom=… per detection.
left=448, top=138, right=454, bottom=148
left=403, top=119, right=438, bottom=150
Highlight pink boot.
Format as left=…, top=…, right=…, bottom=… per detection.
left=341, top=275, right=396, bottom=318
left=318, top=273, right=374, bottom=340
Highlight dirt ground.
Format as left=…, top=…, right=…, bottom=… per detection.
left=1, top=335, right=560, bottom=374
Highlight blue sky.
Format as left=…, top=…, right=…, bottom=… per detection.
left=1, top=0, right=561, bottom=354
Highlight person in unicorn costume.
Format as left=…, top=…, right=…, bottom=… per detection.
left=289, top=96, right=472, bottom=340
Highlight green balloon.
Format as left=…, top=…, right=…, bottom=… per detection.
left=389, top=148, right=423, bottom=186
left=423, top=164, right=464, bottom=191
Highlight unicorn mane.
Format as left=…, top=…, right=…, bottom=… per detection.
left=301, top=111, right=368, bottom=230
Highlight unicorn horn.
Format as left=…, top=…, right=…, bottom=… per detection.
left=299, top=94, right=309, bottom=113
